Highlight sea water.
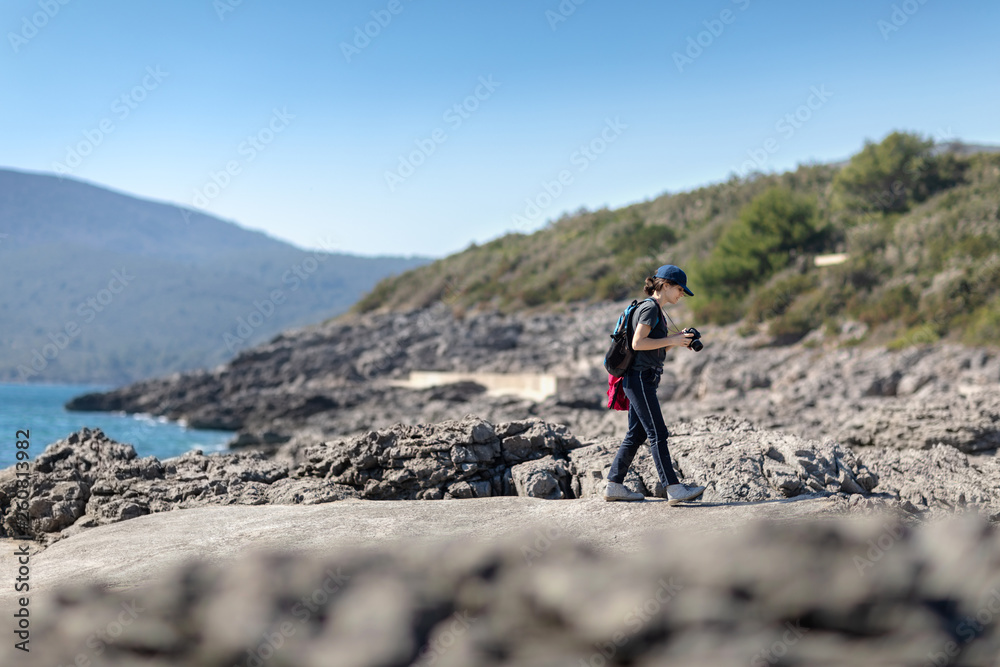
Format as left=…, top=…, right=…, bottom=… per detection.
left=0, top=383, right=233, bottom=469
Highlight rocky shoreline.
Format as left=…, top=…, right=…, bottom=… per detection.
left=7, top=411, right=1000, bottom=547
left=24, top=301, right=995, bottom=544
left=63, top=303, right=1000, bottom=458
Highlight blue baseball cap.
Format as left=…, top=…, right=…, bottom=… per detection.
left=654, top=264, right=694, bottom=296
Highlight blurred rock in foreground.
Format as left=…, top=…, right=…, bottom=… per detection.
left=8, top=515, right=1000, bottom=666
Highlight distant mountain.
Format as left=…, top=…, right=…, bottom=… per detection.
left=0, top=168, right=429, bottom=384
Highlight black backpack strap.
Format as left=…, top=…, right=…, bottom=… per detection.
left=624, top=299, right=640, bottom=342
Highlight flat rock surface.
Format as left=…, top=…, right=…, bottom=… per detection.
left=1, top=495, right=842, bottom=605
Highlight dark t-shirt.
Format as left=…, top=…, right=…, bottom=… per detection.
left=630, top=299, right=669, bottom=371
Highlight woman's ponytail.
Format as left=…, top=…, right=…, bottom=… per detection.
left=644, top=276, right=672, bottom=296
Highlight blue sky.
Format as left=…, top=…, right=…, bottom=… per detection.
left=3, top=0, right=998, bottom=258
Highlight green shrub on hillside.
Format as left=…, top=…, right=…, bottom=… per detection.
left=769, top=291, right=829, bottom=342
left=888, top=324, right=941, bottom=350
left=745, top=273, right=820, bottom=325
left=848, top=283, right=920, bottom=328
left=833, top=131, right=966, bottom=217
left=610, top=221, right=676, bottom=262
left=695, top=186, right=829, bottom=305
left=965, top=300, right=1000, bottom=347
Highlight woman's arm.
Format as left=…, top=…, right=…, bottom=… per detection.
left=632, top=323, right=694, bottom=351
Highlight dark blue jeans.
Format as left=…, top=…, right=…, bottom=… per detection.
left=607, top=367, right=681, bottom=487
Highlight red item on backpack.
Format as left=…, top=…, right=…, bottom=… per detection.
left=607, top=374, right=629, bottom=411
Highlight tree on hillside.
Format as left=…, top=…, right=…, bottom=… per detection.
left=697, top=186, right=828, bottom=303
left=833, top=131, right=966, bottom=217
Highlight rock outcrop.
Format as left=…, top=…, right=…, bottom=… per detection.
left=0, top=415, right=908, bottom=543
left=287, top=417, right=582, bottom=501
left=0, top=428, right=350, bottom=540
left=11, top=409, right=1000, bottom=545
left=569, top=416, right=879, bottom=502
left=10, top=514, right=1000, bottom=666
left=63, top=303, right=1000, bottom=463
left=0, top=418, right=583, bottom=540
left=862, top=444, right=1000, bottom=516
left=836, top=393, right=1000, bottom=453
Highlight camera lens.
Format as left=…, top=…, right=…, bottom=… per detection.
left=690, top=339, right=703, bottom=352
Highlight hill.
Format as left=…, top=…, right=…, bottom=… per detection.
left=353, top=132, right=1000, bottom=349
left=0, top=168, right=429, bottom=384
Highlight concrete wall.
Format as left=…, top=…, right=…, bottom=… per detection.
left=398, top=371, right=562, bottom=402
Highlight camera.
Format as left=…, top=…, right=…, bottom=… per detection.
left=683, top=327, right=703, bottom=352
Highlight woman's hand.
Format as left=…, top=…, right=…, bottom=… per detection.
left=633, top=325, right=695, bottom=350
left=668, top=331, right=696, bottom=349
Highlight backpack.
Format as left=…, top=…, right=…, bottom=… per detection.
left=603, top=298, right=658, bottom=378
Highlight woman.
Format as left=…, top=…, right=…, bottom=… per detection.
left=603, top=264, right=706, bottom=505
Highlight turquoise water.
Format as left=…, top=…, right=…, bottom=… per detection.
left=0, top=383, right=234, bottom=470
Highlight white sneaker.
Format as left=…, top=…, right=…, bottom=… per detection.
left=666, top=483, right=705, bottom=505
left=603, top=481, right=644, bottom=502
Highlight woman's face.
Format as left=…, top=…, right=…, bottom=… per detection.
left=662, top=283, right=686, bottom=305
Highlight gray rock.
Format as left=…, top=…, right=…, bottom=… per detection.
left=10, top=513, right=1000, bottom=666
left=290, top=416, right=580, bottom=501
left=836, top=395, right=1000, bottom=453
left=263, top=477, right=360, bottom=504
left=568, top=416, right=880, bottom=504
left=0, top=417, right=595, bottom=540
left=860, top=444, right=1000, bottom=512
left=0, top=428, right=287, bottom=541
left=18, top=409, right=1000, bottom=547
left=510, top=456, right=571, bottom=499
